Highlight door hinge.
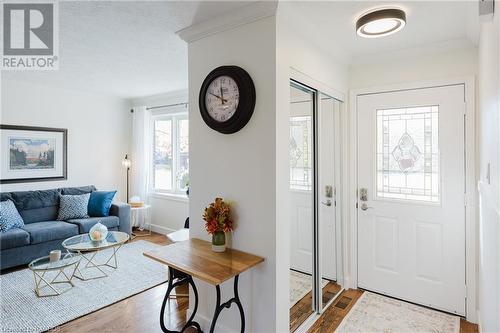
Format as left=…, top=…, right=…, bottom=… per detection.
left=464, top=193, right=467, bottom=207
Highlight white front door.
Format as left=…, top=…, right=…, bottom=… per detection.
left=357, top=84, right=466, bottom=315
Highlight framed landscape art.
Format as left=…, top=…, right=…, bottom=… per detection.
left=1, top=125, right=67, bottom=184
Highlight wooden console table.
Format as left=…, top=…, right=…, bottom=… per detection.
left=144, top=238, right=264, bottom=333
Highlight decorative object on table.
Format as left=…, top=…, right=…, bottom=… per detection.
left=203, top=197, right=233, bottom=252
left=131, top=204, right=152, bottom=237
left=0, top=199, right=25, bottom=232
left=89, top=221, right=108, bottom=244
left=88, top=190, right=117, bottom=217
left=62, top=231, right=129, bottom=281
left=129, top=195, right=144, bottom=208
left=121, top=154, right=131, bottom=203
left=0, top=125, right=67, bottom=184
left=199, top=66, right=256, bottom=134
left=49, top=250, right=62, bottom=262
left=28, top=255, right=80, bottom=297
left=57, top=193, right=91, bottom=220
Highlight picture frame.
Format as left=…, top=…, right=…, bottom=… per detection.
left=0, top=125, right=67, bottom=184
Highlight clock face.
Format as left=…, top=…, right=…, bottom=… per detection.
left=204, top=76, right=240, bottom=122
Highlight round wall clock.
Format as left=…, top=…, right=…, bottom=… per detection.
left=199, top=66, right=256, bottom=134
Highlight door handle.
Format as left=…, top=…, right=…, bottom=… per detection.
left=360, top=202, right=373, bottom=211
left=321, top=199, right=332, bottom=207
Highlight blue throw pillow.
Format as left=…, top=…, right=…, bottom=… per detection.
left=57, top=193, right=91, bottom=220
left=88, top=191, right=117, bottom=217
left=0, top=200, right=25, bottom=232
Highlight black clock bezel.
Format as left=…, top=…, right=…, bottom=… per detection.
left=199, top=65, right=256, bottom=134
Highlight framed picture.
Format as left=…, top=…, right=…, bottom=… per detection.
left=0, top=125, right=67, bottom=184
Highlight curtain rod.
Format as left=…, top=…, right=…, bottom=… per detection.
left=130, top=102, right=188, bottom=113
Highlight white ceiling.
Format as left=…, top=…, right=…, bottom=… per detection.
left=2, top=1, right=254, bottom=99
left=282, top=1, right=480, bottom=65
left=3, top=1, right=480, bottom=98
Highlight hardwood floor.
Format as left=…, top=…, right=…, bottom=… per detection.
left=290, top=281, right=342, bottom=332
left=52, top=230, right=188, bottom=333
left=306, top=289, right=479, bottom=333
left=306, top=288, right=364, bottom=333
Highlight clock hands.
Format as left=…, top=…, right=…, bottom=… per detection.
left=209, top=92, right=228, bottom=104
left=220, top=87, right=225, bottom=105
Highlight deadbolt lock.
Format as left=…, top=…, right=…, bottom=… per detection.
left=325, top=185, right=333, bottom=198
left=359, top=188, right=368, bottom=202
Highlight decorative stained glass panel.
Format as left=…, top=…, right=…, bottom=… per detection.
left=290, top=116, right=312, bottom=190
left=376, top=106, right=439, bottom=202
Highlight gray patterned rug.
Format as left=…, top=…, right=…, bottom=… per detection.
left=336, top=292, right=460, bottom=333
left=0, top=240, right=168, bottom=333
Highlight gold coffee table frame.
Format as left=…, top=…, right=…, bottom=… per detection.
left=29, top=255, right=80, bottom=297
left=62, top=231, right=130, bottom=281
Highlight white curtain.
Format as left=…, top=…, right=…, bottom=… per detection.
left=130, top=106, right=151, bottom=204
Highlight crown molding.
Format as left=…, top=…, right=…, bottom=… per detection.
left=176, top=1, right=278, bottom=43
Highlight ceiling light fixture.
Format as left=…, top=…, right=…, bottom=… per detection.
left=356, top=8, right=406, bottom=38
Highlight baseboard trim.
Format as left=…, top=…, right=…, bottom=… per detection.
left=477, top=310, right=482, bottom=333
left=186, top=309, right=234, bottom=333
left=149, top=224, right=176, bottom=236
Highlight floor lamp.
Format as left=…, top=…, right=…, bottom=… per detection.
left=122, top=154, right=131, bottom=203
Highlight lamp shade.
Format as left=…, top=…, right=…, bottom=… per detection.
left=122, top=154, right=131, bottom=168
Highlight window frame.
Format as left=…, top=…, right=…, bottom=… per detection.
left=149, top=109, right=188, bottom=196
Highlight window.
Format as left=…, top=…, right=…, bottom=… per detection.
left=376, top=106, right=439, bottom=202
left=152, top=113, right=189, bottom=195
left=290, top=115, right=312, bottom=190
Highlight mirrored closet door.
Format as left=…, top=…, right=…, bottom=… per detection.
left=289, top=81, right=343, bottom=332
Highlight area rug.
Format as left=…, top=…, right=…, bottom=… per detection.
left=335, top=291, right=460, bottom=333
left=0, top=240, right=168, bottom=333
left=290, top=270, right=328, bottom=307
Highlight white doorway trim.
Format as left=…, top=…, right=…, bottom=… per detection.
left=346, top=77, right=477, bottom=323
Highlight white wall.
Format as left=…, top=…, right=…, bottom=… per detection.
left=349, top=46, right=478, bottom=89
left=188, top=16, right=278, bottom=332
left=0, top=78, right=131, bottom=201
left=131, top=90, right=189, bottom=233
left=477, top=2, right=500, bottom=331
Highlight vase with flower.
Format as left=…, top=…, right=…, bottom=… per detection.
left=203, top=197, right=233, bottom=252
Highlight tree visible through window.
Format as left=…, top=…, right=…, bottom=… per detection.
left=152, top=114, right=189, bottom=194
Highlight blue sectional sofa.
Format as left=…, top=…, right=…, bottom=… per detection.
left=0, top=186, right=131, bottom=270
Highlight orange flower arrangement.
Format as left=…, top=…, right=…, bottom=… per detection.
left=203, top=198, right=234, bottom=234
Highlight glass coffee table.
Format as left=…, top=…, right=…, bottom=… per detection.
left=62, top=231, right=129, bottom=281
left=29, top=255, right=80, bottom=297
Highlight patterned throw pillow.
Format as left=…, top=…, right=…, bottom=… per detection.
left=0, top=200, right=25, bottom=232
left=57, top=193, right=91, bottom=221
